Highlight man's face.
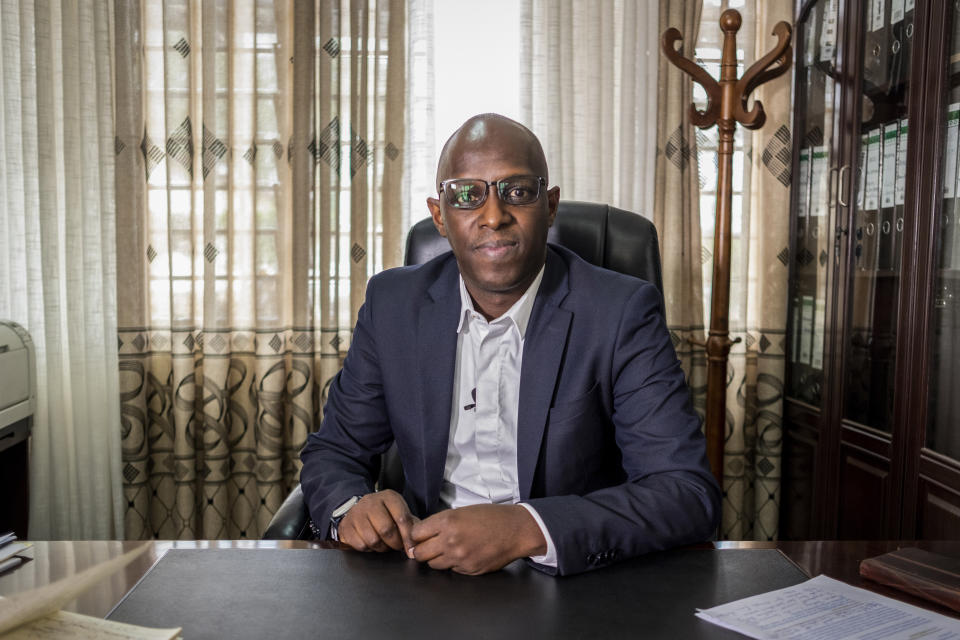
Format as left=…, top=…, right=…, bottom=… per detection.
left=427, top=142, right=560, bottom=305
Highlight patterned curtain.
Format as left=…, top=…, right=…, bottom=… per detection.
left=723, top=0, right=793, bottom=542
left=114, top=0, right=406, bottom=540
left=1, top=0, right=123, bottom=539
left=518, top=0, right=659, bottom=218
left=693, top=0, right=794, bottom=541
left=655, top=0, right=708, bottom=418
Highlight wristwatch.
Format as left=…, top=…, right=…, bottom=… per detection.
left=329, top=495, right=363, bottom=540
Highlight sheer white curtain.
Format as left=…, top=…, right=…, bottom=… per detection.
left=404, top=0, right=434, bottom=227
left=0, top=0, right=123, bottom=538
left=655, top=0, right=708, bottom=447
left=519, top=0, right=659, bottom=218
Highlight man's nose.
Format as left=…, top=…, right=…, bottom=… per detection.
left=477, top=188, right=512, bottom=229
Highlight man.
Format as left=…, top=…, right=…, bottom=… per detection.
left=300, top=114, right=720, bottom=576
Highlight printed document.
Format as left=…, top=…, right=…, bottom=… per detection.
left=696, top=574, right=960, bottom=639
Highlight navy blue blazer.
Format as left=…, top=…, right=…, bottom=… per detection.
left=300, top=244, right=721, bottom=576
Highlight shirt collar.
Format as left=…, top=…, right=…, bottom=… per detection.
left=456, top=264, right=546, bottom=339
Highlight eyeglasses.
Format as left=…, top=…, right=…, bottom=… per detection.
left=438, top=175, right=546, bottom=210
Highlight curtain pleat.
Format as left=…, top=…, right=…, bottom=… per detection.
left=655, top=0, right=708, bottom=418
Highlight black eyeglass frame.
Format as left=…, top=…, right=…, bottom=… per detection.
left=438, top=175, right=547, bottom=210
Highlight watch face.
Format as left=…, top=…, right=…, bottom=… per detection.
left=332, top=495, right=360, bottom=519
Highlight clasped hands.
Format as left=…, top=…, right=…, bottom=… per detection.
left=336, top=490, right=547, bottom=575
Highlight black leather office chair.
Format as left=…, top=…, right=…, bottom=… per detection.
left=263, top=201, right=663, bottom=540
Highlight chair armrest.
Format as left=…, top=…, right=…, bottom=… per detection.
left=264, top=447, right=403, bottom=540
left=263, top=484, right=316, bottom=540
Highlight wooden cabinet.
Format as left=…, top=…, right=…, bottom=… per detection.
left=781, top=0, right=960, bottom=540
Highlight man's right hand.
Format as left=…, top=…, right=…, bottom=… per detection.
left=337, top=490, right=419, bottom=553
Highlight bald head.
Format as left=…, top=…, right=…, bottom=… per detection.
left=426, top=113, right=560, bottom=320
left=436, top=114, right=549, bottom=188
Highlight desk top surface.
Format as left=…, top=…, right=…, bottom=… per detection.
left=3, top=540, right=960, bottom=638
left=109, top=547, right=808, bottom=639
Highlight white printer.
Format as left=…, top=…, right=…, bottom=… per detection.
left=0, top=320, right=36, bottom=453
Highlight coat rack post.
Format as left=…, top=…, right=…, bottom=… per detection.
left=661, top=10, right=792, bottom=486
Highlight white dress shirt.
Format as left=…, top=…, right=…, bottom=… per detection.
left=439, top=265, right=557, bottom=567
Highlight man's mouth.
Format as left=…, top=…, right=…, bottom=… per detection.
left=473, top=239, right=518, bottom=258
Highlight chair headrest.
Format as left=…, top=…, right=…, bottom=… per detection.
left=404, top=201, right=663, bottom=296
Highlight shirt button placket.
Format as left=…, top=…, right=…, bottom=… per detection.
left=476, top=322, right=506, bottom=496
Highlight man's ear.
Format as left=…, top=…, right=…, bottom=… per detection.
left=545, top=186, right=560, bottom=227
left=427, top=197, right=447, bottom=237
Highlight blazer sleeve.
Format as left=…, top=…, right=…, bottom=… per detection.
left=525, top=282, right=721, bottom=576
left=299, top=281, right=395, bottom=536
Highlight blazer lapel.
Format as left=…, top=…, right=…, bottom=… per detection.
left=517, top=248, right=572, bottom=500
left=416, top=260, right=461, bottom=514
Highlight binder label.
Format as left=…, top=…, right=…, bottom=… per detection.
left=811, top=146, right=829, bottom=218
left=857, top=135, right=868, bottom=209
left=870, top=0, right=885, bottom=32
left=864, top=130, right=881, bottom=211
left=812, top=297, right=825, bottom=370
left=800, top=296, right=814, bottom=366
left=891, top=0, right=905, bottom=23
left=881, top=124, right=898, bottom=208
left=944, top=105, right=959, bottom=200
left=819, top=0, right=838, bottom=63
left=895, top=120, right=908, bottom=206
left=797, top=149, right=811, bottom=221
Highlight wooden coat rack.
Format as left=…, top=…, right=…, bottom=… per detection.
left=661, top=10, right=792, bottom=485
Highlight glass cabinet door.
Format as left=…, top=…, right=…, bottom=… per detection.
left=927, top=4, right=960, bottom=457
left=840, top=0, right=914, bottom=431
left=788, top=0, right=840, bottom=406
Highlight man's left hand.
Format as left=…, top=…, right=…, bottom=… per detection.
left=408, top=504, right=547, bottom=575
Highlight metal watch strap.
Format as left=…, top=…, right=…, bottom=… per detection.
left=329, top=495, right=363, bottom=540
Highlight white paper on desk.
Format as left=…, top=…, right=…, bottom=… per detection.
left=1, top=610, right=182, bottom=640
left=696, top=574, right=960, bottom=639
left=0, top=543, right=30, bottom=564
left=0, top=542, right=151, bottom=636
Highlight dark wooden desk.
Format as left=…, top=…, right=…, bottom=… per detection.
left=0, top=540, right=330, bottom=618
left=2, top=540, right=959, bottom=620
